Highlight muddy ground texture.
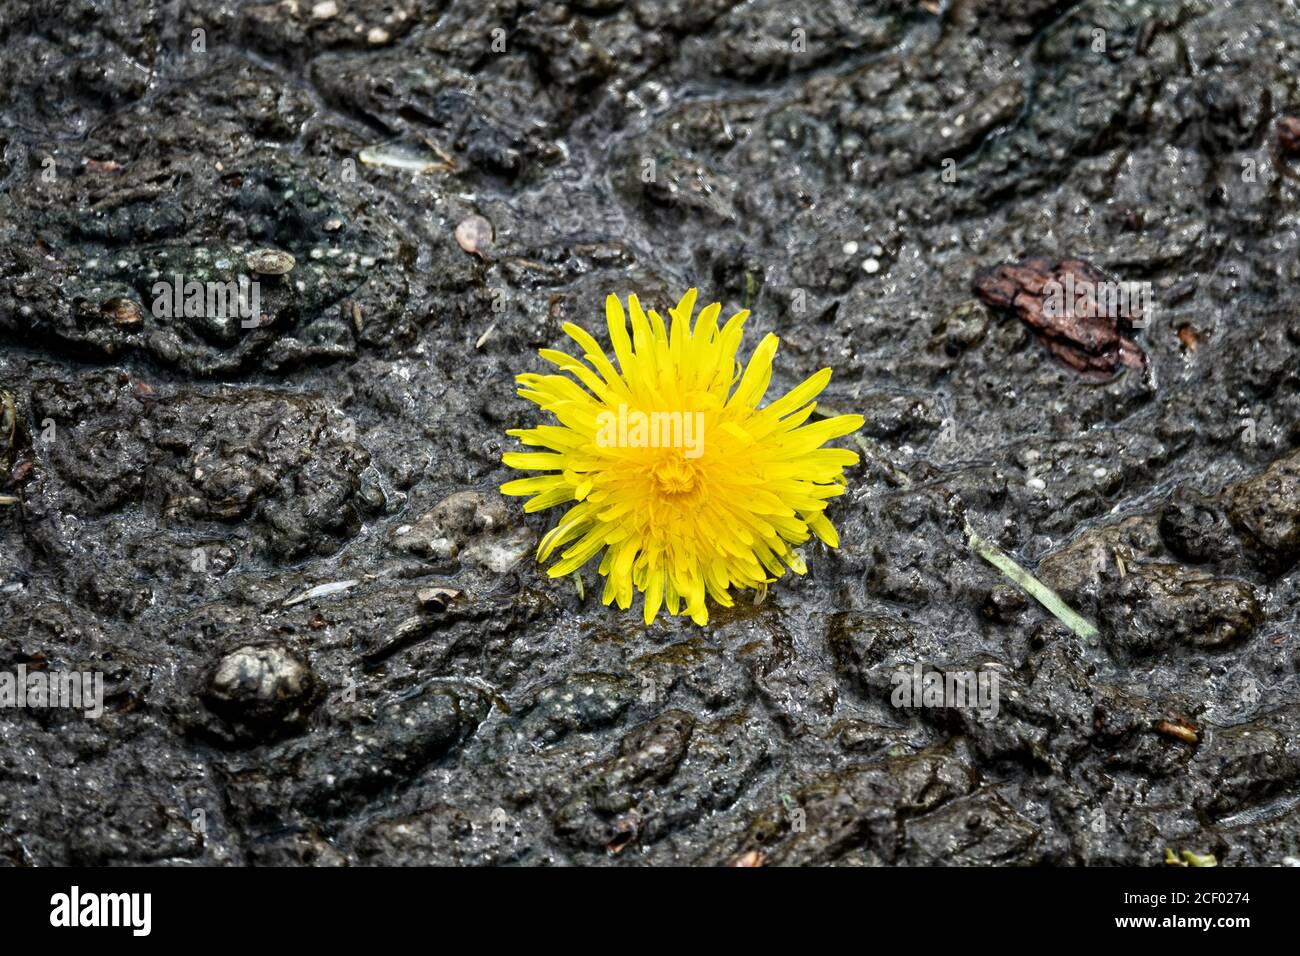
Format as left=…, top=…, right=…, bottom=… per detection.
left=2, top=0, right=1300, bottom=866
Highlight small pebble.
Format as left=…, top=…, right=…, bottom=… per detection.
left=455, top=215, right=494, bottom=257
left=417, top=586, right=460, bottom=610
left=1027, top=477, right=1046, bottom=491
left=246, top=249, right=296, bottom=275
left=101, top=297, right=143, bottom=328
left=862, top=258, right=880, bottom=274
left=205, top=644, right=319, bottom=732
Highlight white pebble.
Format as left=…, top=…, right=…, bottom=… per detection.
left=862, top=258, right=880, bottom=274
left=1027, top=477, right=1046, bottom=492
left=842, top=240, right=859, bottom=256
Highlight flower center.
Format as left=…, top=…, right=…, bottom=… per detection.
left=649, top=453, right=699, bottom=495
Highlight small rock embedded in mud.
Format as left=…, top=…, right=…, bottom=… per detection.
left=982, top=583, right=1028, bottom=623
left=416, top=586, right=460, bottom=609
left=972, top=257, right=1147, bottom=377
left=101, top=296, right=143, bottom=328
left=245, top=248, right=296, bottom=275
left=390, top=490, right=534, bottom=572
left=1224, top=450, right=1300, bottom=574
left=205, top=644, right=321, bottom=737
left=455, top=215, right=494, bottom=258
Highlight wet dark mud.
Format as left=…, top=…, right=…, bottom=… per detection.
left=2, top=0, right=1300, bottom=866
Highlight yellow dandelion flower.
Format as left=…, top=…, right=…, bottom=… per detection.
left=500, top=289, right=864, bottom=626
